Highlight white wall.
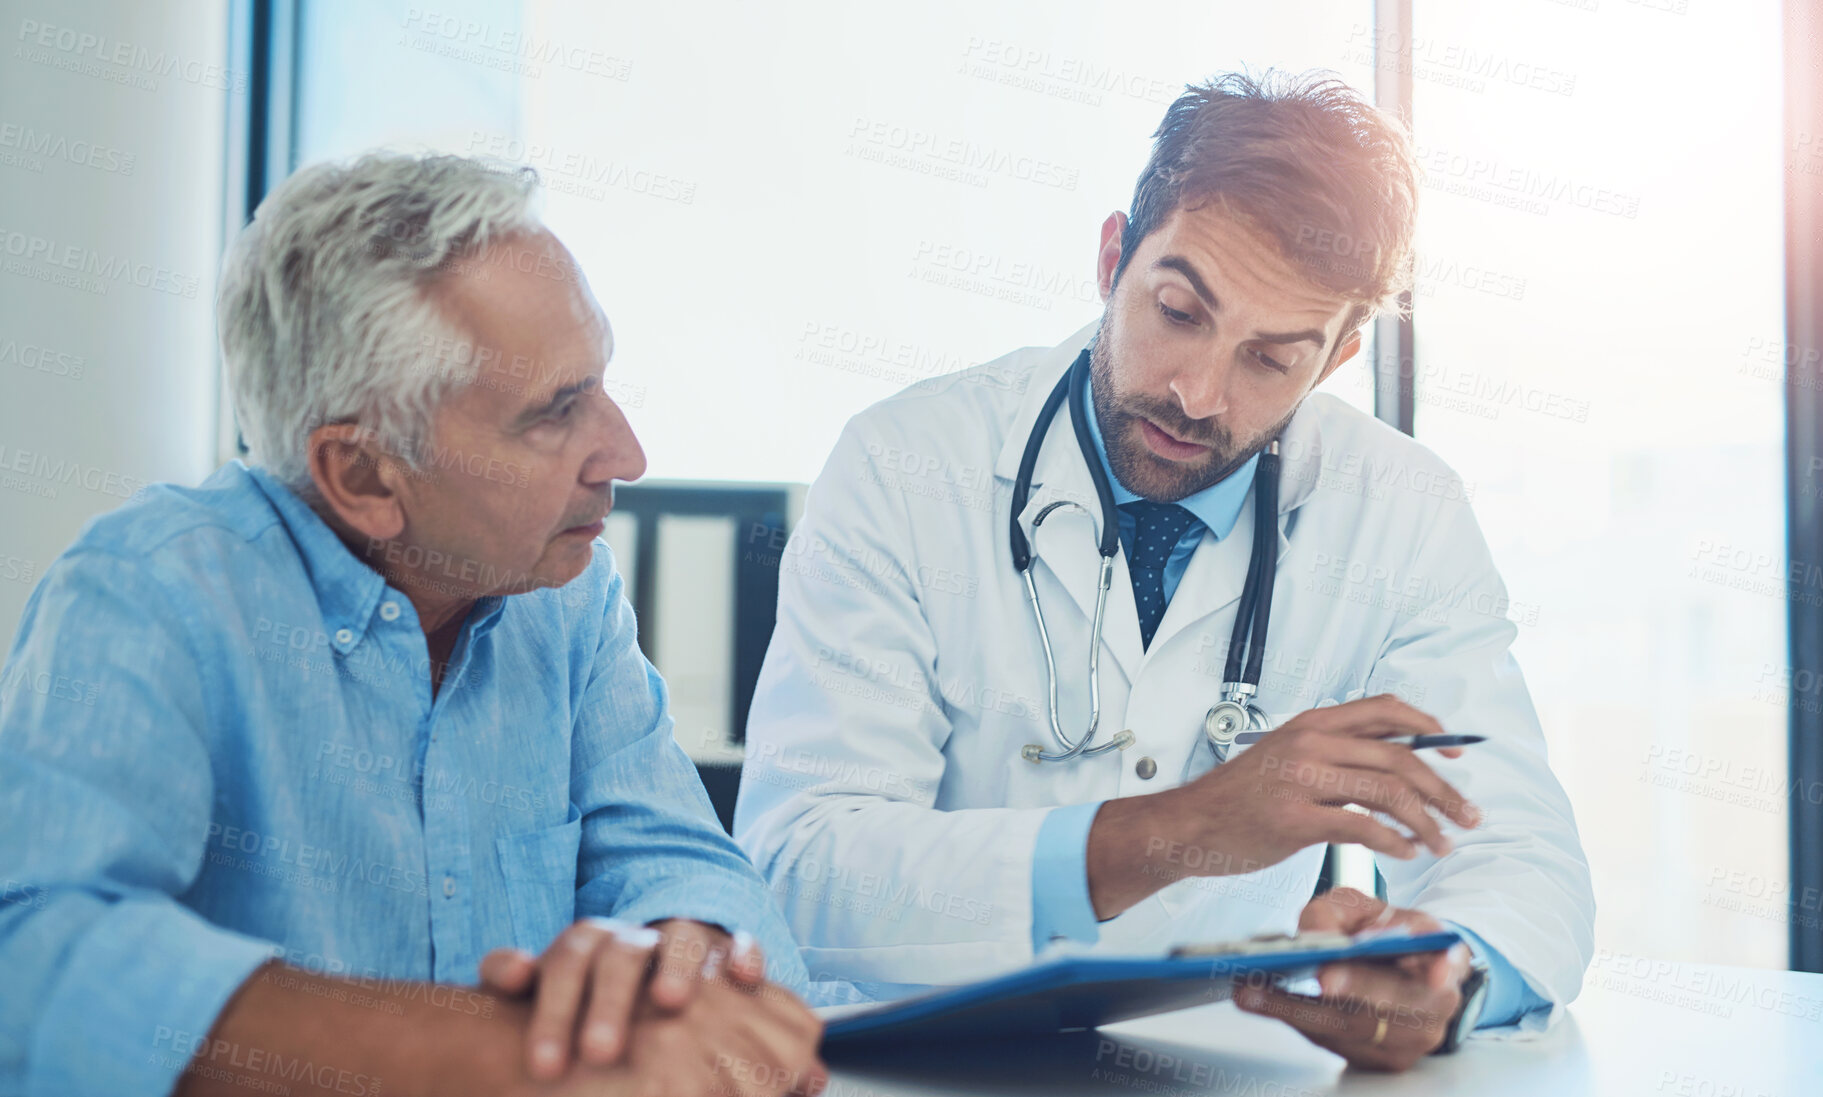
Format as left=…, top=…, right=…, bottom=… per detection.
left=0, top=0, right=230, bottom=654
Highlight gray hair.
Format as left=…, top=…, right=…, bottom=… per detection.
left=217, top=151, right=544, bottom=489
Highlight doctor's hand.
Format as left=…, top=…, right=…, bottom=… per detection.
left=1232, top=887, right=1473, bottom=1071
left=479, top=917, right=766, bottom=1081
left=1087, top=695, right=1482, bottom=919
left=1183, top=694, right=1482, bottom=868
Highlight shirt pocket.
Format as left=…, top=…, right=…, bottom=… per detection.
left=495, top=802, right=582, bottom=953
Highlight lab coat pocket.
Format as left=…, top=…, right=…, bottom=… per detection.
left=495, top=803, right=583, bottom=953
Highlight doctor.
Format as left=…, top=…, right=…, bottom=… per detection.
left=736, top=71, right=1594, bottom=1071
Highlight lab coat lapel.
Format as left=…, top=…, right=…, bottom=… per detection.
left=992, top=321, right=1099, bottom=485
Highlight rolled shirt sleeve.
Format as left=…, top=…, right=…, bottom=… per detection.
left=0, top=549, right=276, bottom=1097
left=571, top=557, right=809, bottom=994
left=28, top=900, right=277, bottom=1096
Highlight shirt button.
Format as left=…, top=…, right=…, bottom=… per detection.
left=1135, top=757, right=1158, bottom=780
left=380, top=601, right=401, bottom=622
left=334, top=628, right=355, bottom=646
left=442, top=876, right=456, bottom=898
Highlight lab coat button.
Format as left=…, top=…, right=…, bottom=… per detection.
left=1135, top=757, right=1158, bottom=780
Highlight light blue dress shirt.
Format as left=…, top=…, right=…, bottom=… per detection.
left=0, top=461, right=807, bottom=1097
left=1028, top=397, right=1548, bottom=1028
left=1082, top=391, right=1259, bottom=601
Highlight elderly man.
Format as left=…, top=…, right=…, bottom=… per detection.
left=0, top=153, right=821, bottom=1097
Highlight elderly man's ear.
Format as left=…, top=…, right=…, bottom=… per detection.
left=306, top=423, right=408, bottom=543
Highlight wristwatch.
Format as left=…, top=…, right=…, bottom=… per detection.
left=1431, top=953, right=1491, bottom=1055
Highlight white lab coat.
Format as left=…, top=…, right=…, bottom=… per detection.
left=735, top=323, right=1594, bottom=1030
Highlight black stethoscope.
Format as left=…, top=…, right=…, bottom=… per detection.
left=1009, top=347, right=1282, bottom=765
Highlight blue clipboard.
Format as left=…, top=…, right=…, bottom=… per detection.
left=822, top=928, right=1461, bottom=1045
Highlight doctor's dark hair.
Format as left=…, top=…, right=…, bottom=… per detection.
left=1115, top=70, right=1419, bottom=341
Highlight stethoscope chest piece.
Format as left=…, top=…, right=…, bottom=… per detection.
left=1203, top=689, right=1269, bottom=764
left=1203, top=700, right=1250, bottom=756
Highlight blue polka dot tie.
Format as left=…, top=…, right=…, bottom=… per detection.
left=1120, top=500, right=1201, bottom=650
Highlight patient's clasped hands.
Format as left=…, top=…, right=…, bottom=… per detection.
left=479, top=918, right=827, bottom=1097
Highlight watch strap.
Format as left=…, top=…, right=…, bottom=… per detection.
left=1433, top=954, right=1491, bottom=1054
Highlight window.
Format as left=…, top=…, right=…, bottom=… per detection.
left=291, top=0, right=1378, bottom=484
left=1407, top=0, right=1788, bottom=968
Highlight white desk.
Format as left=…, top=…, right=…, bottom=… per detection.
left=822, top=963, right=1823, bottom=1095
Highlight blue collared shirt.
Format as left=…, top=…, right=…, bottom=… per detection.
left=0, top=461, right=807, bottom=1097
left=1083, top=390, right=1258, bottom=598
left=1028, top=398, right=1547, bottom=1028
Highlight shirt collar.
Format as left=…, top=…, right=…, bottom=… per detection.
left=243, top=463, right=506, bottom=653
left=1083, top=386, right=1259, bottom=540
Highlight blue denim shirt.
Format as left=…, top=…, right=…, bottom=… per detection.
left=0, top=461, right=807, bottom=1097
left=1029, top=398, right=1549, bottom=1028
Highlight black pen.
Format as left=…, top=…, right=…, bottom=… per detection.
left=1232, top=731, right=1487, bottom=749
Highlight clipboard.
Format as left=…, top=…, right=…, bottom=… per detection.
left=821, top=926, right=1462, bottom=1045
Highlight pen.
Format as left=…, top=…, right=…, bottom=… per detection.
left=1231, top=731, right=1487, bottom=748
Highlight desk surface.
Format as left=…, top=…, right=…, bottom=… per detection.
left=822, top=963, right=1823, bottom=1096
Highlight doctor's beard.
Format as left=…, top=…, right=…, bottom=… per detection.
left=1088, top=332, right=1296, bottom=504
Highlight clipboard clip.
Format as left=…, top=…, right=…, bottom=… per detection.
left=1169, top=930, right=1355, bottom=959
